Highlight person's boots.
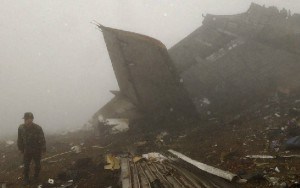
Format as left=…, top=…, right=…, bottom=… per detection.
left=23, top=162, right=30, bottom=185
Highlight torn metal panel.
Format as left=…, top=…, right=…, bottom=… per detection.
left=168, top=149, right=240, bottom=182
left=120, top=158, right=131, bottom=188
left=89, top=94, right=141, bottom=127
left=99, top=25, right=197, bottom=117
left=118, top=153, right=236, bottom=188
left=246, top=155, right=275, bottom=159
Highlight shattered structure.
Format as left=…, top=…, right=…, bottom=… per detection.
left=91, top=3, right=300, bottom=128
left=90, top=25, right=198, bottom=127
left=84, top=5, right=300, bottom=185
left=169, top=3, right=300, bottom=114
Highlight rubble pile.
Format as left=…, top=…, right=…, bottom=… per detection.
left=171, top=95, right=300, bottom=187
left=0, top=96, right=299, bottom=187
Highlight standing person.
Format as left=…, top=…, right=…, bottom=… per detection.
left=17, top=112, right=46, bottom=185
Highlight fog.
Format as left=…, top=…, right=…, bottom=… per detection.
left=1, top=0, right=299, bottom=138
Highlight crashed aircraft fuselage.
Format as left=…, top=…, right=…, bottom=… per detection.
left=90, top=3, right=300, bottom=128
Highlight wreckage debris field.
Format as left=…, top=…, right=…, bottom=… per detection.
left=1, top=3, right=300, bottom=188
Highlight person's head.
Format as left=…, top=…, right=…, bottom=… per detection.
left=23, top=112, right=34, bottom=125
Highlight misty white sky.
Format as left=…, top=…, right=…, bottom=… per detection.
left=1, top=0, right=299, bottom=138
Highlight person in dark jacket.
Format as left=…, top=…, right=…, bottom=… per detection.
left=17, top=112, right=46, bottom=185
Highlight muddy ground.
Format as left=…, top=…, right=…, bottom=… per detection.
left=1, top=96, right=300, bottom=187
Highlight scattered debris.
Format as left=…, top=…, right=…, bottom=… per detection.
left=71, top=145, right=82, bottom=153
left=48, top=178, right=54, bottom=184
left=106, top=119, right=129, bottom=134
left=168, top=149, right=241, bottom=182
left=270, top=140, right=280, bottom=152
left=279, top=182, right=287, bottom=188
left=104, top=154, right=120, bottom=170
left=246, top=154, right=300, bottom=159
left=246, top=155, right=275, bottom=159
left=202, top=98, right=211, bottom=105
left=156, top=131, right=169, bottom=146
left=91, top=145, right=105, bottom=149
left=41, top=151, right=73, bottom=162
left=275, top=113, right=281, bottom=118
left=116, top=152, right=235, bottom=187
left=1, top=3, right=300, bottom=187
left=265, top=176, right=280, bottom=186
left=142, top=152, right=166, bottom=162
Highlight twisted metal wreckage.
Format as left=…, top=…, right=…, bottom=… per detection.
left=89, top=25, right=240, bottom=188
left=90, top=3, right=300, bottom=129
left=85, top=3, right=300, bottom=187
